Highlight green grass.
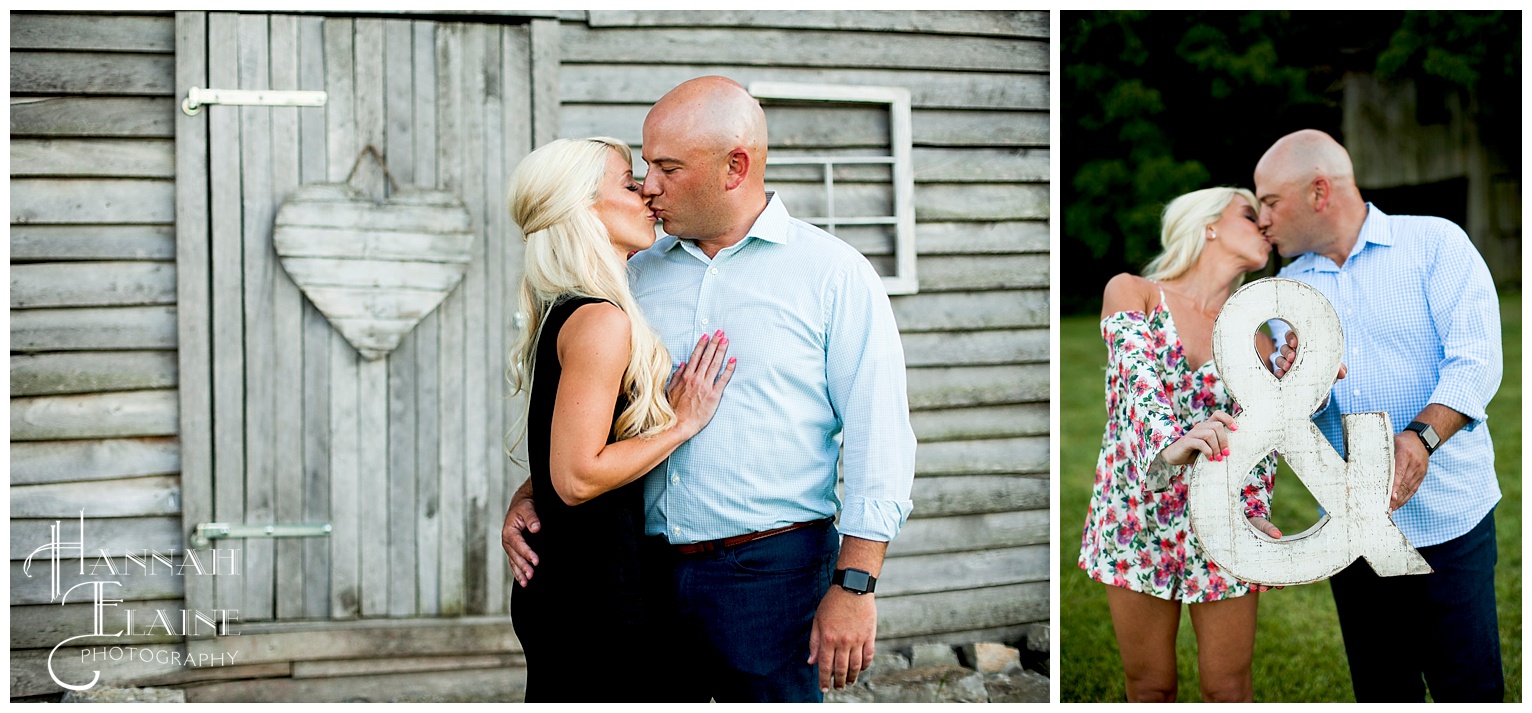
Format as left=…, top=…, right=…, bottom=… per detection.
left=1059, top=292, right=1521, bottom=702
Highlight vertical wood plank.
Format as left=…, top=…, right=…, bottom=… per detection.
left=416, top=310, right=442, bottom=617
left=382, top=17, right=420, bottom=619
left=324, top=16, right=361, bottom=620
left=357, top=357, right=391, bottom=617
left=269, top=12, right=307, bottom=621
left=298, top=16, right=327, bottom=193
left=528, top=18, right=560, bottom=148
left=237, top=11, right=277, bottom=623
left=329, top=331, right=361, bottom=620
left=413, top=19, right=442, bottom=618
left=207, top=11, right=246, bottom=618
left=460, top=22, right=491, bottom=615
left=413, top=21, right=439, bottom=194
left=298, top=13, right=331, bottom=621
left=303, top=303, right=334, bottom=620
left=174, top=9, right=214, bottom=623
left=383, top=19, right=415, bottom=185
left=435, top=21, right=467, bottom=617
left=480, top=24, right=508, bottom=616
left=352, top=18, right=387, bottom=199
left=323, top=18, right=358, bottom=183
left=387, top=332, right=420, bottom=617
left=500, top=23, right=533, bottom=611
left=353, top=16, right=391, bottom=619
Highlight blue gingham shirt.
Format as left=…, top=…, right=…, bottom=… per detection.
left=1271, top=204, right=1502, bottom=547
left=629, top=193, right=916, bottom=544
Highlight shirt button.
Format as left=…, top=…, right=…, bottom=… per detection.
left=710, top=267, right=719, bottom=275
left=701, top=318, right=709, bottom=326
left=672, top=525, right=681, bottom=535
left=1353, top=389, right=1361, bottom=396
left=671, top=475, right=680, bottom=484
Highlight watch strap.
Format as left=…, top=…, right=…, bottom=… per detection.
left=832, top=568, right=877, bottom=594
left=1405, top=421, right=1439, bottom=454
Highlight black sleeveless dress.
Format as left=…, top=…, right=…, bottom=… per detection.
left=510, top=296, right=664, bottom=701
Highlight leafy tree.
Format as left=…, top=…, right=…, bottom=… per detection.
left=1062, top=11, right=1519, bottom=314
left=1375, top=11, right=1521, bottom=171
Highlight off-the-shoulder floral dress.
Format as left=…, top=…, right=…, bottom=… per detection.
left=1078, top=291, right=1276, bottom=603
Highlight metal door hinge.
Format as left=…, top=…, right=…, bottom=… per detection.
left=182, top=87, right=327, bottom=116
left=192, top=522, right=332, bottom=549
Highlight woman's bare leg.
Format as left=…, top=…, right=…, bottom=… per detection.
left=1187, top=591, right=1260, bottom=702
left=1104, top=584, right=1183, bottom=702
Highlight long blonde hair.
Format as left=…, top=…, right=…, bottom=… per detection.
left=1142, top=186, right=1258, bottom=291
left=505, top=137, right=677, bottom=449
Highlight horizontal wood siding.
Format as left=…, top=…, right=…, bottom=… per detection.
left=555, top=10, right=1049, bottom=656
left=9, top=12, right=188, bottom=699
left=584, top=10, right=1048, bottom=38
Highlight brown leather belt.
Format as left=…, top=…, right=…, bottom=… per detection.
left=674, top=517, right=833, bottom=556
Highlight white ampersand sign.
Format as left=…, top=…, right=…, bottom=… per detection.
left=1188, top=278, right=1432, bottom=586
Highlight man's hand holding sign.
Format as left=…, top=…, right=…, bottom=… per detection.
left=1185, top=278, right=1431, bottom=586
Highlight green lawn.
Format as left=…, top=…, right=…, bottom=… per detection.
left=1059, top=292, right=1521, bottom=702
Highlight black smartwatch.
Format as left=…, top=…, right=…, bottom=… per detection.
left=832, top=568, right=877, bottom=595
left=1405, top=421, right=1440, bottom=455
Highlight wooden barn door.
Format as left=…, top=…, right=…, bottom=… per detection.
left=175, top=11, right=544, bottom=626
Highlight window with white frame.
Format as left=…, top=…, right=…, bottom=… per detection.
left=749, top=82, right=918, bottom=295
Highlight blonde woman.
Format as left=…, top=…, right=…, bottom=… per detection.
left=502, top=137, right=735, bottom=701
left=1078, top=187, right=1286, bottom=701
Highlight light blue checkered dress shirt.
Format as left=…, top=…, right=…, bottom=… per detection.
left=628, top=193, right=917, bottom=544
left=1271, top=204, right=1503, bottom=547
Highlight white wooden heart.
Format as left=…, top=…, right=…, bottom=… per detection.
left=273, top=182, right=474, bottom=360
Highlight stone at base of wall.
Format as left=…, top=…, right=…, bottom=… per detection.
left=825, top=641, right=1049, bottom=703
left=61, top=686, right=186, bottom=703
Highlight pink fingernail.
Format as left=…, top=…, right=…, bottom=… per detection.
left=1230, top=423, right=1239, bottom=431
left=701, top=334, right=709, bottom=342
left=1222, top=448, right=1230, bottom=457
left=728, top=357, right=736, bottom=364
left=714, top=329, right=723, bottom=338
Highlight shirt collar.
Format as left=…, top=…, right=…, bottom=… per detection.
left=660, top=192, right=788, bottom=253
left=1287, top=202, right=1391, bottom=273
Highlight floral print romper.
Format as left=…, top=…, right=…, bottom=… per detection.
left=1078, top=290, right=1276, bottom=603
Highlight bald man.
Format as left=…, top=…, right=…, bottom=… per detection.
left=1256, top=129, right=1503, bottom=702
left=502, top=76, right=916, bottom=702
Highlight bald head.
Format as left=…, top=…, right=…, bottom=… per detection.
left=645, top=76, right=767, bottom=167
left=1255, top=129, right=1355, bottom=189
left=1253, top=129, right=1368, bottom=263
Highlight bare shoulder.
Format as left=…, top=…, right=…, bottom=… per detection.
left=1101, top=273, right=1157, bottom=321
left=556, top=300, right=631, bottom=365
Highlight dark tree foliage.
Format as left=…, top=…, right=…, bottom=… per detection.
left=1374, top=11, right=1521, bottom=171
left=1062, top=10, right=1520, bottom=315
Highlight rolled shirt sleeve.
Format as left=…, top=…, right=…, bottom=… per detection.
left=826, top=257, right=916, bottom=542
left=1424, top=224, right=1503, bottom=430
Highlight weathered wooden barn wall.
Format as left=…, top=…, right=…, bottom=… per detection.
left=10, top=11, right=543, bottom=700
left=167, top=10, right=546, bottom=702
left=1342, top=71, right=1520, bottom=285
left=9, top=10, right=196, bottom=698
left=557, top=10, right=1051, bottom=653
left=10, top=9, right=1050, bottom=701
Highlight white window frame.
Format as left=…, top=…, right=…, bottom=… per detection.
left=748, top=82, right=918, bottom=295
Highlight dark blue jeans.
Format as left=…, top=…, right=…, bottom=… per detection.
left=647, top=520, right=839, bottom=702
left=1329, top=507, right=1503, bottom=702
